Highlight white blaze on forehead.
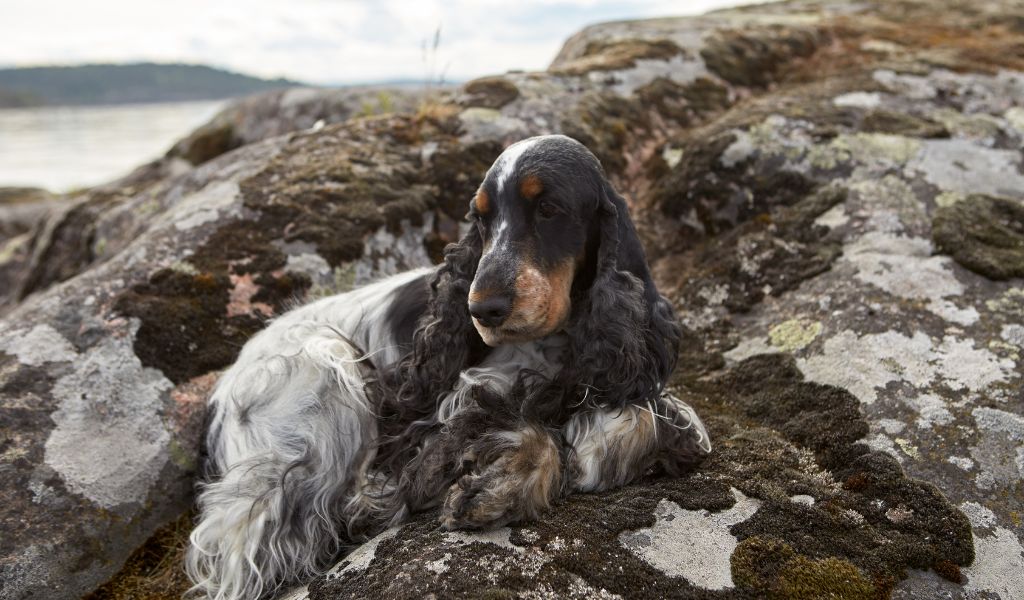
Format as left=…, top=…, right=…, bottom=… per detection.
left=494, top=137, right=541, bottom=194
left=478, top=219, right=511, bottom=265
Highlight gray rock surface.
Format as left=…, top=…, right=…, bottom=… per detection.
left=2, top=0, right=1023, bottom=598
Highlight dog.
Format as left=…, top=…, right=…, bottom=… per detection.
left=186, top=135, right=711, bottom=600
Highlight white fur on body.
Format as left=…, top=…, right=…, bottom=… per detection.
left=187, top=269, right=710, bottom=600
left=187, top=270, right=426, bottom=600
left=187, top=270, right=565, bottom=600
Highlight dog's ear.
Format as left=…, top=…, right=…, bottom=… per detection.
left=563, top=181, right=681, bottom=411
left=405, top=223, right=484, bottom=393
left=378, top=225, right=485, bottom=468
left=432, top=223, right=483, bottom=305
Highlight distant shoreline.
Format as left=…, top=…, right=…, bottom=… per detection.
left=0, top=97, right=236, bottom=112
left=0, top=62, right=302, bottom=108
left=0, top=62, right=463, bottom=109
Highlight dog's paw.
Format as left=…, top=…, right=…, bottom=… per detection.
left=439, top=426, right=562, bottom=531
left=440, top=454, right=522, bottom=530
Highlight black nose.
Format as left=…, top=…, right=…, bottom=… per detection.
left=469, top=295, right=513, bottom=328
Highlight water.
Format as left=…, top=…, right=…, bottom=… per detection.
left=0, top=100, right=226, bottom=192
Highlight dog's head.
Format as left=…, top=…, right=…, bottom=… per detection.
left=466, top=134, right=666, bottom=349
left=465, top=135, right=602, bottom=345
left=402, top=135, right=680, bottom=415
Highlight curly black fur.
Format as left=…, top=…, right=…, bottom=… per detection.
left=374, top=153, right=681, bottom=507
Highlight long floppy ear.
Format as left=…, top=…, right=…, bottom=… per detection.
left=562, top=182, right=681, bottom=412
left=377, top=225, right=485, bottom=463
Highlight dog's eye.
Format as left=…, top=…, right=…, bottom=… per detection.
left=536, top=200, right=559, bottom=219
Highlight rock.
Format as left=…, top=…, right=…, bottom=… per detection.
left=458, top=76, right=520, bottom=109
left=0, top=115, right=495, bottom=599
left=168, top=86, right=428, bottom=165
left=2, top=0, right=1024, bottom=598
left=932, top=195, right=1024, bottom=281
left=0, top=87, right=429, bottom=318
left=0, top=187, right=63, bottom=311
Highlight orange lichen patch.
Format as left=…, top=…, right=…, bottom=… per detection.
left=227, top=273, right=273, bottom=318
left=169, top=372, right=219, bottom=433
left=474, top=188, right=490, bottom=214
left=519, top=175, right=544, bottom=200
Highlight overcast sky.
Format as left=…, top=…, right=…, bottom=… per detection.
left=1, top=0, right=759, bottom=85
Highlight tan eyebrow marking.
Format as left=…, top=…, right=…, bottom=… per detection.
left=474, top=189, right=490, bottom=214
left=519, top=175, right=543, bottom=200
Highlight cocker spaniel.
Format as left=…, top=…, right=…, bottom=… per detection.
left=186, top=135, right=712, bottom=600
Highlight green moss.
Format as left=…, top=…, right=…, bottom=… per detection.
left=0, top=234, right=28, bottom=264
left=811, top=133, right=920, bottom=170
left=0, top=186, right=52, bottom=205
left=682, top=77, right=733, bottom=116
left=731, top=536, right=797, bottom=590
left=774, top=555, right=876, bottom=600
left=732, top=536, right=878, bottom=599
left=769, top=319, right=822, bottom=352
left=932, top=194, right=1024, bottom=280
left=166, top=438, right=195, bottom=472
left=935, top=191, right=966, bottom=208
left=561, top=91, right=648, bottom=177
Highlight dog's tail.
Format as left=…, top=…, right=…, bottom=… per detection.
left=185, top=323, right=384, bottom=600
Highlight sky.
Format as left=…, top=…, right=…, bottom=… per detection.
left=1, top=0, right=759, bottom=85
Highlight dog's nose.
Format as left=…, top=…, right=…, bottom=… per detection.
left=469, top=295, right=513, bottom=328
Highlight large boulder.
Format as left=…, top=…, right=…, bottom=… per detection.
left=2, top=0, right=1023, bottom=598
left=167, top=85, right=429, bottom=166
left=0, top=86, right=429, bottom=318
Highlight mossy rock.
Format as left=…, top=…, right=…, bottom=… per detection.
left=552, top=38, right=683, bottom=76
left=461, top=77, right=521, bottom=109
left=700, top=26, right=825, bottom=87
left=932, top=194, right=1024, bottom=281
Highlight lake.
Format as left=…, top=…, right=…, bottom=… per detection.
left=0, top=100, right=225, bottom=192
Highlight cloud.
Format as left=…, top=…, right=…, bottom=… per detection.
left=0, top=0, right=756, bottom=84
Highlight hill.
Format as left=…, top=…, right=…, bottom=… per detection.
left=0, top=62, right=301, bottom=107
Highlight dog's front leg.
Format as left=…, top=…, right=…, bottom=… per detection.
left=564, top=393, right=711, bottom=493
left=440, top=423, right=562, bottom=530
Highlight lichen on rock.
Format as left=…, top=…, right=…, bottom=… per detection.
left=5, top=0, right=1024, bottom=598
